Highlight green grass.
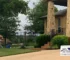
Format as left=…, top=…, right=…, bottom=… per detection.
left=0, top=48, right=38, bottom=57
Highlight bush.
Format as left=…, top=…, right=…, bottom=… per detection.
left=35, top=34, right=50, bottom=48
left=51, top=35, right=69, bottom=48
left=68, top=37, right=70, bottom=44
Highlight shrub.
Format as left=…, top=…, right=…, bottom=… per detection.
left=68, top=37, right=70, bottom=44
left=51, top=35, right=69, bottom=48
left=35, top=34, right=50, bottom=48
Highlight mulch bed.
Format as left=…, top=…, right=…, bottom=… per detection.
left=31, top=48, right=59, bottom=51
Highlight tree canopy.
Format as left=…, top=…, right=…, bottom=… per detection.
left=0, top=0, right=28, bottom=41
left=0, top=0, right=28, bottom=17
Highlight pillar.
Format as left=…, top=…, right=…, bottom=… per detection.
left=66, top=0, right=70, bottom=37
left=47, top=0, right=56, bottom=35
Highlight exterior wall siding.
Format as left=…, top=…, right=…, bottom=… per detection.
left=55, top=14, right=67, bottom=34
left=44, top=14, right=67, bottom=35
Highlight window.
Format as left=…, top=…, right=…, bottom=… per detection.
left=58, top=18, right=61, bottom=28
left=58, top=18, right=61, bottom=33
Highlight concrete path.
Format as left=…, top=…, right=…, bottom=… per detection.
left=0, top=50, right=70, bottom=60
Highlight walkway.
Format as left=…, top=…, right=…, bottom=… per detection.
left=0, top=50, right=70, bottom=60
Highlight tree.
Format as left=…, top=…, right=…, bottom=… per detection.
left=0, top=17, right=19, bottom=39
left=0, top=0, right=28, bottom=16
left=25, top=0, right=58, bottom=34
left=0, top=0, right=28, bottom=46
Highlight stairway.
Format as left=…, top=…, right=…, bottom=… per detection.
left=41, top=42, right=50, bottom=49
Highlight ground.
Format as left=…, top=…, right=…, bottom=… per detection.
left=0, top=50, right=70, bottom=60
left=0, top=48, right=38, bottom=57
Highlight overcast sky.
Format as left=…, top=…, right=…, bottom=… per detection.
left=17, top=0, right=67, bottom=34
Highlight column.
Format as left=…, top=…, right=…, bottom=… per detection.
left=47, top=0, right=56, bottom=35
left=66, top=0, right=70, bottom=37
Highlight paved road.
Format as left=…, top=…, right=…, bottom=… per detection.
left=0, top=50, right=70, bottom=60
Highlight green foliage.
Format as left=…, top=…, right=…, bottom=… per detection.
left=26, top=39, right=35, bottom=46
left=0, top=17, right=19, bottom=39
left=0, top=0, right=28, bottom=40
left=51, top=35, right=69, bottom=48
left=0, top=0, right=28, bottom=16
left=24, top=34, right=36, bottom=46
left=35, top=34, right=50, bottom=48
left=25, top=0, right=58, bottom=34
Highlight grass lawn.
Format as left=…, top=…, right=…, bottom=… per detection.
left=0, top=48, right=38, bottom=57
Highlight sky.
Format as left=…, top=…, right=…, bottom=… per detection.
left=18, top=0, right=40, bottom=34
left=17, top=0, right=67, bottom=35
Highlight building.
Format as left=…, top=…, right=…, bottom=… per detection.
left=42, top=0, right=70, bottom=37
left=41, top=9, right=67, bottom=35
